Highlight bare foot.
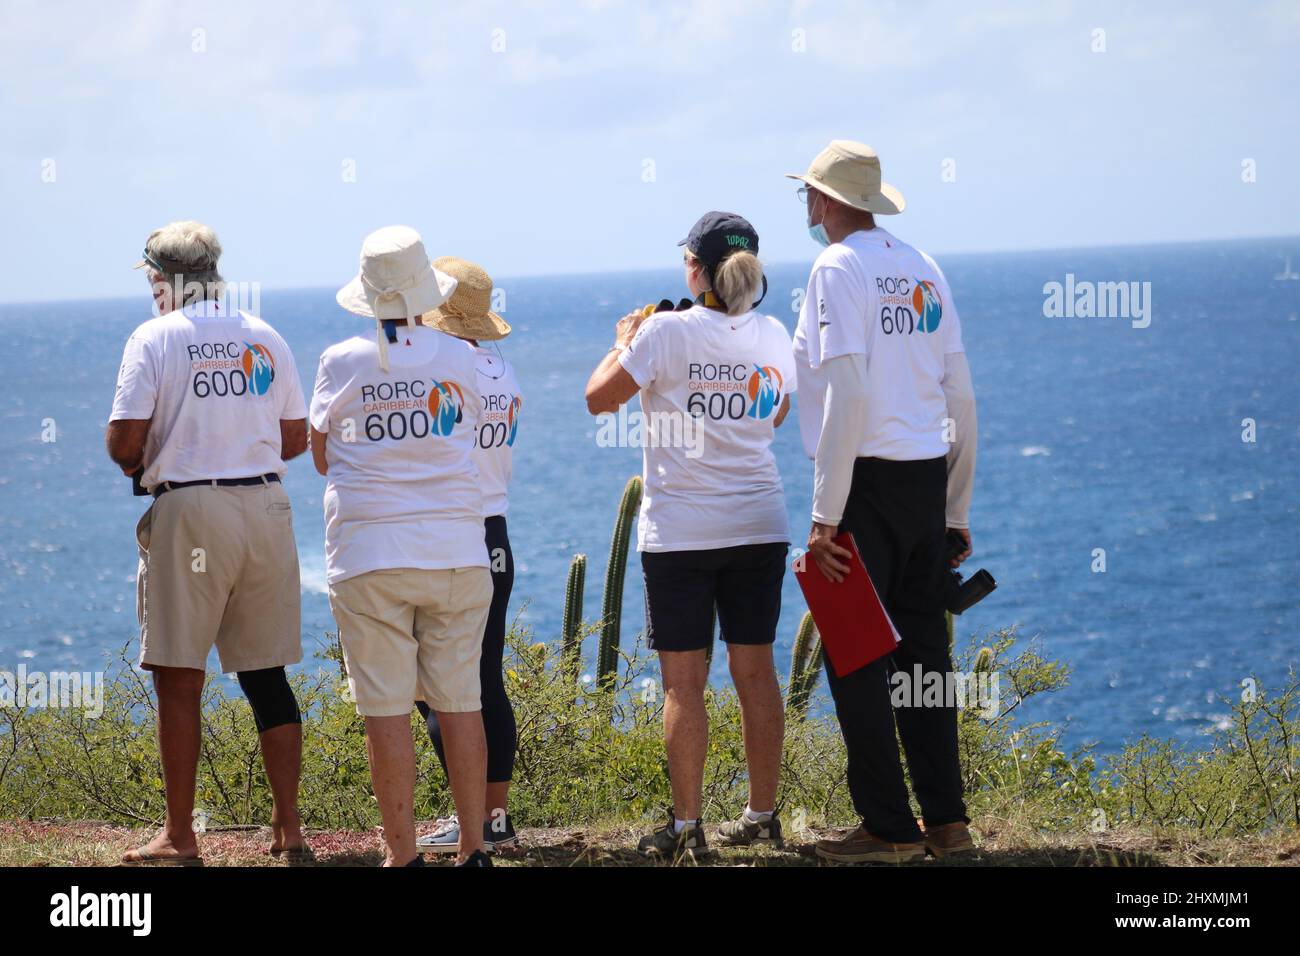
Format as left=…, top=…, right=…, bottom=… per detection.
left=269, top=822, right=309, bottom=858
left=270, top=817, right=310, bottom=857
left=121, top=829, right=199, bottom=864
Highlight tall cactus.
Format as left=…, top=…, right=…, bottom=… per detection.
left=786, top=611, right=824, bottom=720
left=561, top=553, right=586, bottom=679
left=597, top=475, right=642, bottom=682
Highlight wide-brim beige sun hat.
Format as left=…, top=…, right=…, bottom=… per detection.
left=420, top=256, right=511, bottom=342
left=336, top=225, right=458, bottom=321
left=786, top=139, right=905, bottom=215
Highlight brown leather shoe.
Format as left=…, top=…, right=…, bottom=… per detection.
left=924, top=821, right=974, bottom=858
left=815, top=826, right=925, bottom=864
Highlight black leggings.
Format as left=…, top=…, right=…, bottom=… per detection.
left=236, top=666, right=300, bottom=734
left=415, top=515, right=517, bottom=783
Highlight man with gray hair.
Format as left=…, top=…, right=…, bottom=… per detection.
left=106, top=221, right=311, bottom=863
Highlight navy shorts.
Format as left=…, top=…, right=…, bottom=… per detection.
left=641, top=543, right=788, bottom=653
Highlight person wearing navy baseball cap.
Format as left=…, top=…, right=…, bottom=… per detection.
left=675, top=211, right=767, bottom=312
left=585, top=211, right=796, bottom=859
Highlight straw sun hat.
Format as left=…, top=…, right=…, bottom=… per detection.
left=336, top=225, right=458, bottom=370
left=785, top=140, right=905, bottom=215
left=420, top=256, right=511, bottom=342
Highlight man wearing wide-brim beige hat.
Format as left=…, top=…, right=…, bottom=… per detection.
left=788, top=140, right=980, bottom=865
left=786, top=139, right=906, bottom=217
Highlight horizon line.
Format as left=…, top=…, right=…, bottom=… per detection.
left=2, top=230, right=1297, bottom=311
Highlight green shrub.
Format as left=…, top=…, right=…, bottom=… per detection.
left=1, top=629, right=1296, bottom=843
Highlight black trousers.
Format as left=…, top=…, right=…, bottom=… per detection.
left=416, top=515, right=517, bottom=784
left=825, top=456, right=968, bottom=843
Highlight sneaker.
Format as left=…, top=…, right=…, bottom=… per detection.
left=716, top=811, right=784, bottom=848
left=416, top=816, right=461, bottom=855
left=455, top=849, right=493, bottom=868
left=815, top=825, right=925, bottom=864
left=418, top=815, right=519, bottom=855
left=637, top=809, right=712, bottom=861
left=485, top=813, right=518, bottom=851
left=924, top=821, right=974, bottom=858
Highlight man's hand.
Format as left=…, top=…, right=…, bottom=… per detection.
left=948, top=527, right=972, bottom=568
left=808, top=522, right=853, bottom=583
left=106, top=419, right=150, bottom=475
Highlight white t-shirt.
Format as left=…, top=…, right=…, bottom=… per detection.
left=618, top=305, right=796, bottom=552
left=109, top=300, right=306, bottom=490
left=471, top=346, right=522, bottom=518
left=309, top=325, right=488, bottom=585
left=793, top=227, right=964, bottom=461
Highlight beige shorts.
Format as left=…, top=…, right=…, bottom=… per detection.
left=136, top=482, right=302, bottom=673
left=328, top=566, right=492, bottom=717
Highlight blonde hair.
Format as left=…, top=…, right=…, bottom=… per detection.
left=145, top=220, right=224, bottom=305
left=711, top=250, right=763, bottom=316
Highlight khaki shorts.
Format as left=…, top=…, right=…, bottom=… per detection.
left=328, top=567, right=492, bottom=717
left=136, top=482, right=302, bottom=673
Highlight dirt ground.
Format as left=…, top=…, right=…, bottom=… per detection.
left=2, top=818, right=1297, bottom=867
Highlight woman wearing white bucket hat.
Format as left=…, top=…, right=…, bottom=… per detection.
left=310, top=226, right=494, bottom=867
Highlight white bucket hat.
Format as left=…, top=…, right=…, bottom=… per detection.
left=786, top=140, right=906, bottom=215
left=336, top=225, right=458, bottom=371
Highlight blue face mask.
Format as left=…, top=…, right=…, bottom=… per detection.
left=807, top=194, right=831, bottom=247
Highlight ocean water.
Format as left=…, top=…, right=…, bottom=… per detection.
left=2, top=236, right=1297, bottom=753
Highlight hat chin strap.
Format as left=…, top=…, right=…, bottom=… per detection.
left=370, top=288, right=416, bottom=372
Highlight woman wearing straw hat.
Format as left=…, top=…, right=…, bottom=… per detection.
left=585, top=212, right=796, bottom=860
left=412, top=257, right=524, bottom=856
left=309, top=226, right=494, bottom=867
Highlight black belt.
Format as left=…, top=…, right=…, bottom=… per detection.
left=152, top=473, right=280, bottom=498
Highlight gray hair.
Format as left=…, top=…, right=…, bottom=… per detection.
left=144, top=220, right=225, bottom=305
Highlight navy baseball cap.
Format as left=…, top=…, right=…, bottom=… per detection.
left=677, top=211, right=759, bottom=271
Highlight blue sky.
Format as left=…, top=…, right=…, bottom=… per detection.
left=2, top=0, right=1298, bottom=303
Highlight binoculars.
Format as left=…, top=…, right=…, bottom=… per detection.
left=944, top=530, right=996, bottom=615
left=641, top=298, right=694, bottom=317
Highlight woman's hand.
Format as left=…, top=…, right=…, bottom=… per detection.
left=615, top=309, right=647, bottom=349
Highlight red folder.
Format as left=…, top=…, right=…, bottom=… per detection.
left=795, top=532, right=900, bottom=678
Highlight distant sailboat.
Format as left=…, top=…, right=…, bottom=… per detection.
left=1275, top=256, right=1300, bottom=281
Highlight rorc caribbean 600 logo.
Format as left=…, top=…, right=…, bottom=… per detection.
left=506, top=395, right=521, bottom=446
left=242, top=342, right=276, bottom=395
left=686, top=361, right=785, bottom=421
left=429, top=379, right=466, bottom=436
left=913, top=279, right=943, bottom=333
left=187, top=340, right=276, bottom=398
left=746, top=365, right=784, bottom=420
